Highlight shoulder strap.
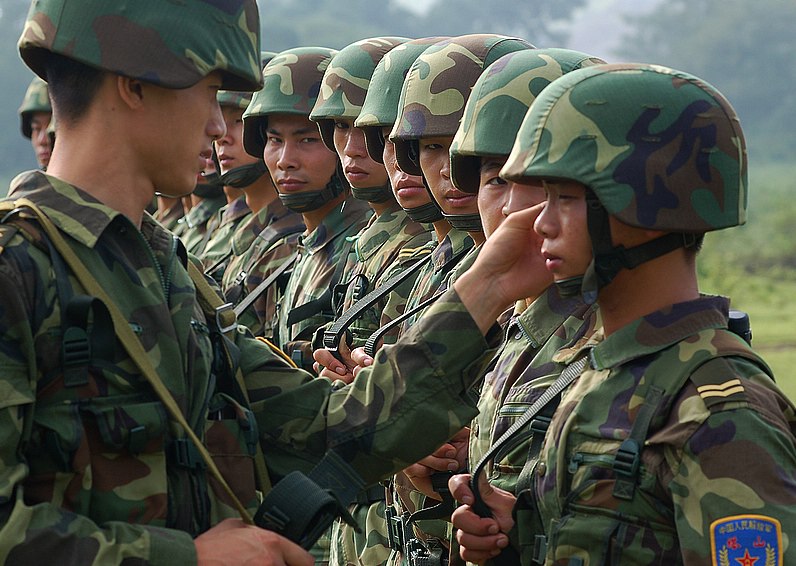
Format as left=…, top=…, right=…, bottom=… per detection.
left=9, top=198, right=256, bottom=524
left=233, top=252, right=298, bottom=318
left=322, top=253, right=431, bottom=359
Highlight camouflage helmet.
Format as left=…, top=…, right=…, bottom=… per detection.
left=450, top=48, right=604, bottom=194
left=310, top=37, right=410, bottom=152
left=502, top=63, right=747, bottom=232
left=242, top=46, right=338, bottom=158
left=355, top=37, right=448, bottom=164
left=218, top=52, right=277, bottom=110
left=18, top=76, right=51, bottom=138
left=390, top=34, right=534, bottom=177
left=18, top=0, right=262, bottom=92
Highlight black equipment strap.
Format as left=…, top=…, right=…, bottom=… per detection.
left=233, top=253, right=298, bottom=318
left=323, top=254, right=431, bottom=359
left=363, top=288, right=445, bottom=357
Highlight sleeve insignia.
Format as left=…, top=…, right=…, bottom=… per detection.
left=710, top=515, right=782, bottom=566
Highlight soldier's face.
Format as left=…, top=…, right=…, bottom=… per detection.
left=534, top=180, right=592, bottom=282
left=382, top=128, right=428, bottom=210
left=332, top=119, right=389, bottom=189
left=263, top=113, right=339, bottom=193
left=215, top=106, right=259, bottom=175
left=143, top=72, right=225, bottom=197
left=478, top=156, right=545, bottom=238
left=29, top=111, right=52, bottom=168
left=419, top=136, right=477, bottom=217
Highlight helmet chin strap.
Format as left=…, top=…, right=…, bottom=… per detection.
left=351, top=184, right=394, bottom=204
left=218, top=161, right=268, bottom=189
left=444, top=212, right=483, bottom=233
left=278, top=164, right=347, bottom=213
left=193, top=171, right=224, bottom=199
left=567, top=190, right=699, bottom=304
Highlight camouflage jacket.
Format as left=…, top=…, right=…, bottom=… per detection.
left=199, top=195, right=251, bottom=280
left=0, top=170, right=501, bottom=565
left=526, top=295, right=796, bottom=566
left=220, top=198, right=304, bottom=338
left=336, top=205, right=432, bottom=347
left=394, top=228, right=475, bottom=337
left=173, top=195, right=226, bottom=256
left=153, top=199, right=185, bottom=232
left=275, top=197, right=372, bottom=369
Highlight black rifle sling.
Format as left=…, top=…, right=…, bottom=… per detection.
left=233, top=252, right=298, bottom=318
left=363, top=288, right=445, bottom=357
left=469, top=355, right=589, bottom=518
left=322, top=254, right=431, bottom=355
left=286, top=240, right=354, bottom=328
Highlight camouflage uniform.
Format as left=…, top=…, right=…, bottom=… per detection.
left=221, top=197, right=304, bottom=338
left=153, top=199, right=185, bottom=232
left=173, top=193, right=227, bottom=256
left=200, top=195, right=251, bottom=281
left=499, top=63, right=796, bottom=565
left=310, top=37, right=433, bottom=351
left=0, top=172, right=505, bottom=564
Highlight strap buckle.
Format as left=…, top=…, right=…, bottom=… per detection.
left=215, top=302, right=237, bottom=334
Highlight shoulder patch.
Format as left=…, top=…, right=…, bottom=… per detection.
left=710, top=514, right=782, bottom=566
left=690, top=357, right=748, bottom=410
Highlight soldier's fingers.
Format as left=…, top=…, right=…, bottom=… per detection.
left=350, top=347, right=373, bottom=367
left=448, top=473, right=475, bottom=505
left=254, top=528, right=314, bottom=566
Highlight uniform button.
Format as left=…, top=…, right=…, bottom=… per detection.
left=537, top=462, right=547, bottom=477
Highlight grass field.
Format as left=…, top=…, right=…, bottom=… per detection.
left=698, top=161, right=796, bottom=401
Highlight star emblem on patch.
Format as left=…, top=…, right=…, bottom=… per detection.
left=710, top=515, right=782, bottom=566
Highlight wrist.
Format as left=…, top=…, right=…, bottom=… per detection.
left=454, top=270, right=511, bottom=334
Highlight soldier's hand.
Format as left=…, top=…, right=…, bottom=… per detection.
left=195, top=518, right=313, bottom=566
left=404, top=427, right=470, bottom=500
left=349, top=346, right=374, bottom=378
left=449, top=473, right=516, bottom=564
left=455, top=203, right=549, bottom=334
left=313, top=337, right=355, bottom=383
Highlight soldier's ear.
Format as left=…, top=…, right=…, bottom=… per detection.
left=116, top=76, right=146, bottom=110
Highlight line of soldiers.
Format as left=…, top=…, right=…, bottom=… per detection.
left=7, top=1, right=795, bottom=566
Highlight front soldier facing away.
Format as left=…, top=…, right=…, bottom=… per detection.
left=0, top=1, right=544, bottom=565
left=450, top=64, right=796, bottom=565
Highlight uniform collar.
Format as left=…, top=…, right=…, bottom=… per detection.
left=300, top=197, right=371, bottom=254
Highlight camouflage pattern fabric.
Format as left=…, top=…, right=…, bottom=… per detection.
left=449, top=48, right=604, bottom=193
left=153, top=199, right=185, bottom=232
left=173, top=194, right=227, bottom=256
left=18, top=76, right=51, bottom=138
left=220, top=198, right=304, bottom=338
left=396, top=228, right=474, bottom=336
left=0, top=170, right=504, bottom=565
left=389, top=34, right=534, bottom=176
left=200, top=196, right=251, bottom=282
left=19, top=0, right=262, bottom=91
left=336, top=204, right=433, bottom=347
left=310, top=36, right=409, bottom=151
left=242, top=46, right=338, bottom=158
left=275, top=197, right=372, bottom=370
left=502, top=63, right=748, bottom=232
left=523, top=295, right=796, bottom=565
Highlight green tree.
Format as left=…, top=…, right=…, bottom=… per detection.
left=618, top=0, right=796, bottom=162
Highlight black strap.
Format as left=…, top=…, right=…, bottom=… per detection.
left=203, top=249, right=233, bottom=281
left=254, top=450, right=366, bottom=549
left=285, top=239, right=354, bottom=328
left=363, top=288, right=445, bottom=357
left=469, top=355, right=589, bottom=518
left=611, top=386, right=663, bottom=501
left=323, top=254, right=431, bottom=359
left=233, top=253, right=298, bottom=318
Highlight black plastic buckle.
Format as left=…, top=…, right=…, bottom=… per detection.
left=169, top=438, right=206, bottom=470
left=613, top=438, right=640, bottom=478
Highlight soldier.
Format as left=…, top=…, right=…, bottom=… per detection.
left=172, top=154, right=226, bottom=255
left=0, top=0, right=541, bottom=563
left=450, top=63, right=796, bottom=565
left=18, top=75, right=52, bottom=169
left=244, top=47, right=372, bottom=371
left=399, top=48, right=606, bottom=566
left=215, top=81, right=305, bottom=337
left=309, top=36, right=433, bottom=351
